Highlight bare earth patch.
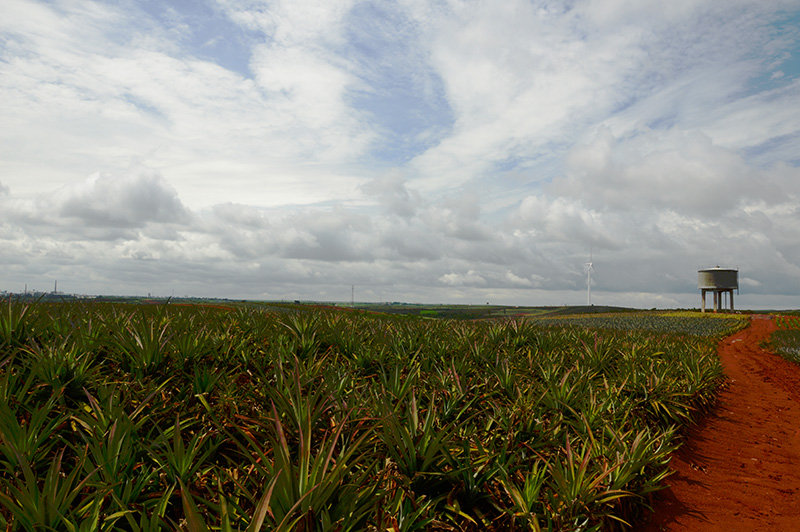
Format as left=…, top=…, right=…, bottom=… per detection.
left=642, top=315, right=800, bottom=530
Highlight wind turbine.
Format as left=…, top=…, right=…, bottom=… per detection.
left=584, top=251, right=594, bottom=306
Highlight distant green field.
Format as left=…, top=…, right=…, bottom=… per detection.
left=355, top=303, right=637, bottom=320
left=531, top=311, right=748, bottom=338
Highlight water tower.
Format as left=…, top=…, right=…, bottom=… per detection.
left=698, top=267, right=738, bottom=313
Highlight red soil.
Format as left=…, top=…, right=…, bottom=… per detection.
left=642, top=316, right=800, bottom=531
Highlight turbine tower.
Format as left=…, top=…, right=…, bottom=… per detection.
left=584, top=252, right=594, bottom=306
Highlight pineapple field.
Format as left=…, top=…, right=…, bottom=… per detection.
left=768, top=314, right=800, bottom=364
left=0, top=300, right=747, bottom=530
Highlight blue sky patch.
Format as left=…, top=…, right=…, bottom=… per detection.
left=135, top=0, right=255, bottom=77
left=340, top=1, right=454, bottom=164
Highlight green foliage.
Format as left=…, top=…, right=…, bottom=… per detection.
left=768, top=318, right=800, bottom=364
left=0, top=447, right=99, bottom=531
left=775, top=315, right=800, bottom=330
left=0, top=300, right=34, bottom=351
left=0, top=301, right=734, bottom=529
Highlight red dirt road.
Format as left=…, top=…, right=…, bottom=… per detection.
left=642, top=316, right=800, bottom=531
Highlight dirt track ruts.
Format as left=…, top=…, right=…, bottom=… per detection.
left=642, top=315, right=800, bottom=530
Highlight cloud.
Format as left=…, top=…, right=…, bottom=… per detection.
left=505, top=270, right=537, bottom=288
left=4, top=157, right=799, bottom=304
left=0, top=0, right=375, bottom=208
left=379, top=225, right=441, bottom=260
left=439, top=270, right=487, bottom=287
left=421, top=193, right=491, bottom=242
left=57, top=170, right=189, bottom=228
left=1, top=1, right=800, bottom=307
left=552, top=127, right=784, bottom=216
left=515, top=195, right=617, bottom=249
left=218, top=0, right=356, bottom=43
left=404, top=0, right=800, bottom=193
left=219, top=0, right=373, bottom=162
left=0, top=169, right=189, bottom=247
left=361, top=171, right=421, bottom=218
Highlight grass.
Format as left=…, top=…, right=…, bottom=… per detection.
left=0, top=299, right=744, bottom=530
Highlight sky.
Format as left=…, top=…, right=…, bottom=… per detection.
left=1, top=0, right=800, bottom=309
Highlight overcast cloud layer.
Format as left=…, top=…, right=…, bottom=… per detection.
left=2, top=0, right=800, bottom=308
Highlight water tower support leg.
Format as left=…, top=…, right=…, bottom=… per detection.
left=713, top=291, right=718, bottom=312
left=730, top=290, right=734, bottom=311
left=701, top=289, right=706, bottom=312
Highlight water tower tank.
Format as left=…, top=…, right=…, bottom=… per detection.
left=697, top=267, right=738, bottom=290
left=697, top=267, right=738, bottom=312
